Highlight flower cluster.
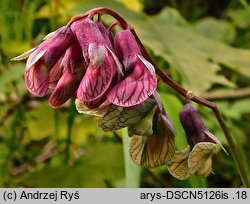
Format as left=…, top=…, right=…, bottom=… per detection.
left=13, top=12, right=175, bottom=168
left=12, top=8, right=225, bottom=179
left=13, top=17, right=157, bottom=109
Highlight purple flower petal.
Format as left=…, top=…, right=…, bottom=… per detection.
left=26, top=49, right=46, bottom=69
left=25, top=62, right=49, bottom=96
left=49, top=66, right=84, bottom=107
left=96, top=20, right=114, bottom=50
left=42, top=26, right=74, bottom=68
left=114, top=29, right=141, bottom=71
left=77, top=46, right=117, bottom=101
left=107, top=56, right=157, bottom=107
left=71, top=18, right=108, bottom=62
left=61, top=39, right=85, bottom=74
left=49, top=57, right=64, bottom=89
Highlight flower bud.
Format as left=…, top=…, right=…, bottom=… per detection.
left=179, top=103, right=210, bottom=147
left=28, top=26, right=74, bottom=69
left=49, top=63, right=85, bottom=107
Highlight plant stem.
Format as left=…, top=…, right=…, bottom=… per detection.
left=54, top=109, right=60, bottom=141
left=122, top=128, right=141, bottom=188
left=239, top=0, right=250, bottom=14
left=65, top=100, right=76, bottom=163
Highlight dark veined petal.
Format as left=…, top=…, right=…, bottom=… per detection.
left=77, top=45, right=117, bottom=102
left=129, top=131, right=175, bottom=168
left=188, top=142, right=217, bottom=178
left=129, top=108, right=176, bottom=168
left=61, top=39, right=85, bottom=74
left=98, top=98, right=157, bottom=131
left=107, top=56, right=157, bottom=107
left=49, top=56, right=64, bottom=89
left=42, top=26, right=74, bottom=68
left=25, top=63, right=49, bottom=96
left=49, top=65, right=84, bottom=107
left=26, top=26, right=74, bottom=70
left=167, top=147, right=191, bottom=180
left=128, top=105, right=157, bottom=137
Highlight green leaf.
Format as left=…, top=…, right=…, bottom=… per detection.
left=194, top=17, right=236, bottom=44
left=159, top=93, right=187, bottom=150
left=0, top=145, right=10, bottom=187
left=226, top=9, right=250, bottom=28
left=217, top=99, right=250, bottom=119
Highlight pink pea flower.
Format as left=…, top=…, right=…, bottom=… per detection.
left=71, top=18, right=122, bottom=108
left=12, top=25, right=87, bottom=107
left=48, top=39, right=86, bottom=107
left=12, top=26, right=75, bottom=97
left=107, top=29, right=157, bottom=107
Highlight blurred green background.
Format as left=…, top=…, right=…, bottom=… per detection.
left=0, top=0, right=250, bottom=187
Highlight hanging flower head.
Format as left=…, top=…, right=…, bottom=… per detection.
left=11, top=7, right=232, bottom=181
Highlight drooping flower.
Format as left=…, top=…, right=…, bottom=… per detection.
left=107, top=29, right=158, bottom=107
left=168, top=103, right=226, bottom=180
left=12, top=26, right=75, bottom=96
left=128, top=93, right=176, bottom=168
left=12, top=25, right=87, bottom=107
left=71, top=18, right=122, bottom=108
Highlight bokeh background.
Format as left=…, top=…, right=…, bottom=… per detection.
left=0, top=0, right=250, bottom=187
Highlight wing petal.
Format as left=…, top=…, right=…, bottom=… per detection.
left=167, top=147, right=191, bottom=180
left=188, top=142, right=216, bottom=178
left=25, top=63, right=49, bottom=96
left=99, top=98, right=156, bottom=131
left=108, top=57, right=157, bottom=107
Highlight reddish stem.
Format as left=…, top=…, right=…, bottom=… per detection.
left=69, top=7, right=250, bottom=187
left=68, top=7, right=129, bottom=29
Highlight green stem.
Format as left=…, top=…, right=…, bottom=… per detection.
left=122, top=128, right=141, bottom=188
left=239, top=0, right=250, bottom=14
left=65, top=100, right=76, bottom=163
left=54, top=109, right=60, bottom=141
